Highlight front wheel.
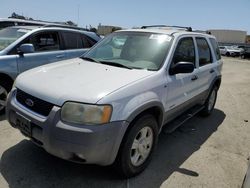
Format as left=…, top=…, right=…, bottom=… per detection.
left=200, top=87, right=218, bottom=116
left=115, top=114, right=158, bottom=178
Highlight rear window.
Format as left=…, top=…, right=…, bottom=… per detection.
left=209, top=38, right=221, bottom=60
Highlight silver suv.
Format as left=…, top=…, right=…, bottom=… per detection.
left=0, top=25, right=100, bottom=114
left=6, top=26, right=222, bottom=177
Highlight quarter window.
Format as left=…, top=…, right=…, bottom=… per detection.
left=81, top=35, right=96, bottom=48
left=209, top=38, right=221, bottom=60
left=172, top=37, right=195, bottom=65
left=196, top=37, right=212, bottom=66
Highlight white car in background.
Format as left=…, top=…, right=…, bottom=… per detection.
left=219, top=46, right=243, bottom=57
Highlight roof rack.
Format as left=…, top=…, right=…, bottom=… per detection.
left=41, top=24, right=89, bottom=31
left=193, top=30, right=211, bottom=35
left=141, top=25, right=192, bottom=31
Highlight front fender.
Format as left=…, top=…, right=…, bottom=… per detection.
left=111, top=91, right=165, bottom=129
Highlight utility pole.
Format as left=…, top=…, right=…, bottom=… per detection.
left=77, top=4, right=80, bottom=26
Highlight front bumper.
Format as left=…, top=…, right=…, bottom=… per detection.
left=230, top=51, right=241, bottom=56
left=6, top=89, right=129, bottom=166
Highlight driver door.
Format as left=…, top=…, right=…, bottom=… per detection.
left=164, top=37, right=199, bottom=120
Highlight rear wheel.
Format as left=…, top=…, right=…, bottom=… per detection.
left=226, top=52, right=230, bottom=57
left=200, top=87, right=218, bottom=116
left=0, top=80, right=12, bottom=115
left=115, top=114, right=158, bottom=178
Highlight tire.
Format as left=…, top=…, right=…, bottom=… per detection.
left=0, top=79, right=12, bottom=115
left=226, top=52, right=230, bottom=57
left=200, top=86, right=218, bottom=116
left=115, top=114, right=158, bottom=178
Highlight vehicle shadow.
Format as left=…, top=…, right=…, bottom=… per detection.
left=0, top=109, right=225, bottom=188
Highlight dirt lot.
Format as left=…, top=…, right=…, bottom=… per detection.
left=0, top=57, right=250, bottom=188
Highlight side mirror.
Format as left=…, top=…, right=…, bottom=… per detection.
left=169, top=62, right=194, bottom=75
left=18, top=44, right=35, bottom=55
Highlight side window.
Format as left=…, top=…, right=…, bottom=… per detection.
left=0, top=22, right=15, bottom=30
left=31, top=32, right=60, bottom=52
left=196, top=37, right=212, bottom=66
left=61, top=32, right=83, bottom=50
left=81, top=34, right=92, bottom=48
left=172, top=37, right=195, bottom=65
left=209, top=38, right=221, bottom=60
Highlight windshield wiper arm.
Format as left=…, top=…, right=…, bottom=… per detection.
left=99, top=61, right=132, bottom=69
left=80, top=57, right=100, bottom=64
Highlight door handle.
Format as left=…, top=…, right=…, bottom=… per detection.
left=56, top=55, right=64, bottom=58
left=191, top=75, right=198, bottom=81
left=210, top=69, right=215, bottom=73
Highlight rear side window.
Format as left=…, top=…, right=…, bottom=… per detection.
left=31, top=32, right=60, bottom=52
left=81, top=34, right=96, bottom=48
left=172, top=37, right=195, bottom=65
left=209, top=38, right=221, bottom=60
left=196, top=37, right=212, bottom=66
left=61, top=32, right=83, bottom=50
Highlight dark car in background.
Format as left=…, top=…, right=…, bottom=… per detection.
left=238, top=46, right=250, bottom=59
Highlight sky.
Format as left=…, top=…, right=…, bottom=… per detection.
left=1, top=0, right=250, bottom=33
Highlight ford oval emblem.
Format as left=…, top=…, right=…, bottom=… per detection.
left=25, top=99, right=34, bottom=107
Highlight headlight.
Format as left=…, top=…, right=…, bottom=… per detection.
left=61, top=102, right=112, bottom=125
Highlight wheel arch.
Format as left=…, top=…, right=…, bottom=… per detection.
left=0, top=73, right=14, bottom=91
left=126, top=101, right=165, bottom=133
left=203, top=75, right=221, bottom=103
left=212, top=75, right=221, bottom=90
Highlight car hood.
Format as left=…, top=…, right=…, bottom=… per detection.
left=15, top=58, right=154, bottom=106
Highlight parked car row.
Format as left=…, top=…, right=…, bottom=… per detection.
left=0, top=25, right=101, bottom=114
left=219, top=45, right=250, bottom=59
left=219, top=45, right=243, bottom=57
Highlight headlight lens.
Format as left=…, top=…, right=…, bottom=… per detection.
left=61, top=102, right=112, bottom=125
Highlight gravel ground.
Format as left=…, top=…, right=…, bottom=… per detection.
left=0, top=57, right=250, bottom=188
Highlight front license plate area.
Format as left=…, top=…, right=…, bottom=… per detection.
left=16, top=113, right=31, bottom=137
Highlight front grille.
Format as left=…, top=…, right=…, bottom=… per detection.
left=16, top=89, right=54, bottom=116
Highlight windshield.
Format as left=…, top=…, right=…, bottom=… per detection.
left=0, top=27, right=30, bottom=51
left=226, top=46, right=234, bottom=50
left=83, top=32, right=172, bottom=70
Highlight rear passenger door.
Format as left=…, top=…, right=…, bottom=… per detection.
left=17, top=31, right=66, bottom=73
left=195, top=37, right=217, bottom=95
left=61, top=31, right=92, bottom=59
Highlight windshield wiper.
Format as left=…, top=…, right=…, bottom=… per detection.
left=80, top=57, right=100, bottom=64
left=99, top=61, right=132, bottom=70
